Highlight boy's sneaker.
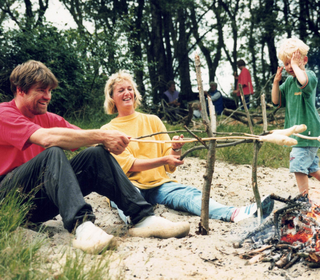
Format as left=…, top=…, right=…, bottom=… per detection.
left=129, top=216, right=190, bottom=239
left=232, top=195, right=274, bottom=223
left=73, top=221, right=116, bottom=254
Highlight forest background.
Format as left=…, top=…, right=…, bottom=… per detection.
left=0, top=0, right=320, bottom=120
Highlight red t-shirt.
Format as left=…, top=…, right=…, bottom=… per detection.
left=0, top=100, right=80, bottom=176
left=237, top=67, right=254, bottom=96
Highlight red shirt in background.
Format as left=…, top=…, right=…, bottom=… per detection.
left=236, top=67, right=254, bottom=96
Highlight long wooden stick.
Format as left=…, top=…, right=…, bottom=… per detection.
left=195, top=53, right=215, bottom=235
left=252, top=94, right=268, bottom=224
left=293, top=133, right=320, bottom=141
left=130, top=136, right=259, bottom=143
left=184, top=125, right=208, bottom=148
left=239, top=84, right=253, bottom=134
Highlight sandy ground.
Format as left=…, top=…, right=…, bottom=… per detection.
left=29, top=157, right=320, bottom=280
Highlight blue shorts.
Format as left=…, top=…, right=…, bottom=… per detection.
left=289, top=147, right=320, bottom=174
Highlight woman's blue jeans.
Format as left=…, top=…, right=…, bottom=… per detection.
left=113, top=182, right=235, bottom=223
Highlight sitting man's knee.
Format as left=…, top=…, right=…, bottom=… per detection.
left=45, top=146, right=65, bottom=156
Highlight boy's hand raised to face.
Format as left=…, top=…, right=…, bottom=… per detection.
left=291, top=50, right=303, bottom=67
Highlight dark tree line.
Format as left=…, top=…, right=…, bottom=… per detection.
left=0, top=0, right=319, bottom=116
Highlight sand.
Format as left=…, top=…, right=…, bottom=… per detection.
left=34, top=157, right=320, bottom=280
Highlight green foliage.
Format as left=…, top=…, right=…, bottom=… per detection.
left=0, top=24, right=107, bottom=116
left=0, top=184, right=116, bottom=280
left=55, top=250, right=114, bottom=280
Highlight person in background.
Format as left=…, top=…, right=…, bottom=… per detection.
left=101, top=70, right=275, bottom=224
left=272, top=38, right=320, bottom=197
left=233, top=60, right=254, bottom=109
left=0, top=60, right=190, bottom=254
left=163, top=80, right=180, bottom=107
left=204, top=81, right=224, bottom=115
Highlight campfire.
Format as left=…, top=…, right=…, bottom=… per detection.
left=234, top=193, right=320, bottom=270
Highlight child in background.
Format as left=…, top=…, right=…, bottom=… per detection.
left=272, top=38, right=320, bottom=197
left=233, top=59, right=254, bottom=109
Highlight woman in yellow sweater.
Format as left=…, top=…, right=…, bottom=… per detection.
left=101, top=70, right=274, bottom=223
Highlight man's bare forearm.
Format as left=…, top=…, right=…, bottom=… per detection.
left=29, top=128, right=130, bottom=154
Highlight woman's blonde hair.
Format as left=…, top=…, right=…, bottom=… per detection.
left=278, top=38, right=309, bottom=62
left=104, top=70, right=142, bottom=114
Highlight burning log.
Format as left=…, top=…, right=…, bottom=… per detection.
left=234, top=193, right=320, bottom=270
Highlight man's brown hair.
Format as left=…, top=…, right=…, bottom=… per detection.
left=10, top=60, right=58, bottom=96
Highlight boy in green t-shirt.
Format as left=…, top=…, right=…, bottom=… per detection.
left=272, top=38, right=320, bottom=197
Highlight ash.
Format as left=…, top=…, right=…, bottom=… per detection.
left=232, top=193, right=320, bottom=270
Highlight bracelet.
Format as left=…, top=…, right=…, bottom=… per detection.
left=172, top=148, right=182, bottom=152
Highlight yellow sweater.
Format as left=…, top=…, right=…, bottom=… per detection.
left=101, top=112, right=177, bottom=189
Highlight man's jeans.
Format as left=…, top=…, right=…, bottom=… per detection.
left=0, top=146, right=154, bottom=232
left=113, top=182, right=235, bottom=223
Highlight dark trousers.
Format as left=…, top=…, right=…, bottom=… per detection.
left=240, top=95, right=250, bottom=109
left=0, top=146, right=154, bottom=232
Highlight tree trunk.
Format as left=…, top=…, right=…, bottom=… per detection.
left=150, top=0, right=167, bottom=104
left=176, top=8, right=193, bottom=103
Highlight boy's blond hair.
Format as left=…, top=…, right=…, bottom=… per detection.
left=104, top=70, right=142, bottom=115
left=278, top=38, right=309, bottom=62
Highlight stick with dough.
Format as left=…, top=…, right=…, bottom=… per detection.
left=259, top=134, right=297, bottom=146
left=271, top=124, right=307, bottom=137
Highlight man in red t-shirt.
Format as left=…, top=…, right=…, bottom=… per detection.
left=233, top=59, right=254, bottom=109
left=0, top=60, right=190, bottom=254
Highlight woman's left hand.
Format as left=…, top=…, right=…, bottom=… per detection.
left=171, top=134, right=184, bottom=151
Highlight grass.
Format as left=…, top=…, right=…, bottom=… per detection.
left=0, top=188, right=49, bottom=279
left=0, top=186, right=116, bottom=279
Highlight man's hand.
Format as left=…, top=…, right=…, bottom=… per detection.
left=233, top=72, right=238, bottom=79
left=102, top=130, right=130, bottom=155
left=170, top=99, right=180, bottom=107
left=274, top=66, right=283, bottom=83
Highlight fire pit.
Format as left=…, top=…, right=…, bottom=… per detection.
left=233, top=193, right=320, bottom=270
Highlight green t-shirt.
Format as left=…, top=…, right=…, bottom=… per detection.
left=279, top=70, right=320, bottom=147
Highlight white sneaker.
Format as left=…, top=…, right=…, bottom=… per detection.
left=231, top=195, right=274, bottom=223
left=73, top=221, right=116, bottom=254
left=231, top=203, right=257, bottom=223
left=128, top=216, right=190, bottom=239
